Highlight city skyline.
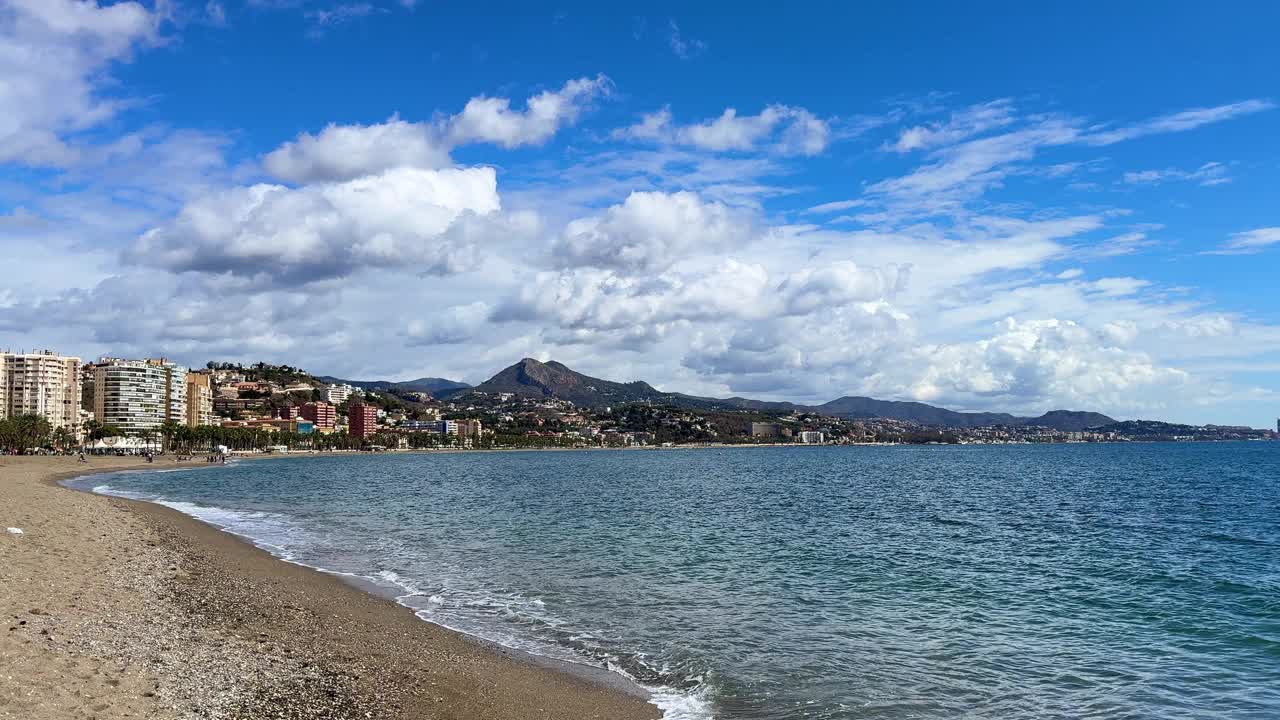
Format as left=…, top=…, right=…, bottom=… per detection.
left=2, top=1, right=1279, bottom=426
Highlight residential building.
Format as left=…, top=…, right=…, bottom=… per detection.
left=750, top=422, right=783, bottom=438
left=277, top=405, right=299, bottom=420
left=324, top=383, right=355, bottom=404
left=456, top=419, right=483, bottom=438
left=798, top=431, right=825, bottom=444
left=91, top=358, right=188, bottom=435
left=300, top=401, right=336, bottom=430
left=0, top=350, right=82, bottom=433
left=399, top=419, right=445, bottom=432
left=348, top=403, right=377, bottom=439
left=185, top=371, right=214, bottom=427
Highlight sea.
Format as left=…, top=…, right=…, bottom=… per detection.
left=70, top=443, right=1280, bottom=720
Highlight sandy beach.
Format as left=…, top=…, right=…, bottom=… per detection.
left=0, top=455, right=661, bottom=720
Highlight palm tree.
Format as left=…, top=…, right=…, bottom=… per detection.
left=158, top=419, right=183, bottom=453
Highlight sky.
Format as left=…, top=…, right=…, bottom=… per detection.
left=1, top=1, right=1279, bottom=426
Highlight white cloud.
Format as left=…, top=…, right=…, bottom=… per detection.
left=0, top=0, right=159, bottom=166
left=129, top=167, right=505, bottom=284
left=551, top=191, right=757, bottom=272
left=261, top=75, right=610, bottom=183
left=889, top=99, right=1016, bottom=152
left=777, top=262, right=908, bottom=315
left=263, top=116, right=451, bottom=183
left=1083, top=99, right=1275, bottom=145
left=1202, top=227, right=1280, bottom=256
left=446, top=74, right=610, bottom=148
left=405, top=301, right=491, bottom=346
left=895, top=318, right=1189, bottom=411
left=667, top=19, right=705, bottom=59
left=613, top=105, right=831, bottom=156
left=1080, top=232, right=1158, bottom=258
left=1122, top=161, right=1230, bottom=186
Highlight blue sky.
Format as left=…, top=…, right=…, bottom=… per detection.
left=2, top=0, right=1278, bottom=426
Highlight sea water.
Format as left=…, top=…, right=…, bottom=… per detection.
left=74, top=443, right=1280, bottom=719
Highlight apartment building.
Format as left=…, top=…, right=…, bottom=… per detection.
left=0, top=350, right=82, bottom=432
left=324, top=383, right=356, bottom=404
left=185, top=371, right=214, bottom=427
left=300, top=401, right=336, bottom=430
left=92, top=358, right=189, bottom=434
left=348, top=402, right=378, bottom=439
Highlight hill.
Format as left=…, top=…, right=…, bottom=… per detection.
left=314, top=375, right=471, bottom=396
left=460, top=359, right=1115, bottom=431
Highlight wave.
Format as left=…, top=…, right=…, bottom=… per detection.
left=88, top=480, right=715, bottom=720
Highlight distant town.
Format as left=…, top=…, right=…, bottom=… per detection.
left=0, top=350, right=1275, bottom=455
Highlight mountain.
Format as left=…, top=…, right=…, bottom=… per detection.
left=314, top=375, right=471, bottom=396
left=1030, top=410, right=1116, bottom=432
left=814, top=397, right=1021, bottom=427
left=461, top=359, right=1115, bottom=431
left=813, top=398, right=1113, bottom=430
left=465, top=358, right=675, bottom=407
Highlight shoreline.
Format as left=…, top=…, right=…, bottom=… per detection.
left=1, top=455, right=662, bottom=720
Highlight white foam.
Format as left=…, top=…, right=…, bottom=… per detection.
left=84, top=473, right=717, bottom=720
left=645, top=684, right=716, bottom=720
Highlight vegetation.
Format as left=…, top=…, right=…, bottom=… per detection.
left=0, top=414, right=52, bottom=454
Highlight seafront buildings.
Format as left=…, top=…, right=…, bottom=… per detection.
left=300, top=401, right=337, bottom=430
left=0, top=350, right=82, bottom=433
left=185, top=371, right=215, bottom=427
left=90, top=358, right=188, bottom=434
left=349, top=402, right=378, bottom=439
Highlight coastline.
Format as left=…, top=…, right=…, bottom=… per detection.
left=0, top=455, right=661, bottom=720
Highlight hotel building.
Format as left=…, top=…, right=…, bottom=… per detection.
left=92, top=358, right=189, bottom=435
left=0, top=350, right=82, bottom=433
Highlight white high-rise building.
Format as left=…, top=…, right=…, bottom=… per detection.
left=91, top=358, right=189, bottom=435
left=323, top=383, right=355, bottom=404
left=0, top=350, right=82, bottom=433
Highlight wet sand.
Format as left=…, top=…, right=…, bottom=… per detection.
left=0, top=455, right=661, bottom=720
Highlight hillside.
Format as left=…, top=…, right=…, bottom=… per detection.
left=315, top=375, right=471, bottom=396
left=813, top=399, right=1113, bottom=430
left=460, top=359, right=1115, bottom=431
left=466, top=359, right=673, bottom=407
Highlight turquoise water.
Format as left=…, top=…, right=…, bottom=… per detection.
left=78, top=444, right=1280, bottom=719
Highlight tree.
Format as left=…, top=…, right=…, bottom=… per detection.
left=52, top=426, right=75, bottom=451
left=158, top=420, right=184, bottom=453
left=0, top=414, right=53, bottom=455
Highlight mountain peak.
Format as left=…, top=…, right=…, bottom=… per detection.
left=460, top=358, right=1116, bottom=429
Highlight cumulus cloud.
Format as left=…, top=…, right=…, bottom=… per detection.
left=898, top=318, right=1189, bottom=411
left=552, top=191, right=756, bottom=272
left=262, top=75, right=610, bottom=183
left=262, top=116, right=450, bottom=183
left=446, top=74, right=611, bottom=148
left=405, top=302, right=491, bottom=346
left=777, top=262, right=909, bottom=315
left=613, top=104, right=831, bottom=155
left=129, top=167, right=504, bottom=284
left=0, top=0, right=159, bottom=166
